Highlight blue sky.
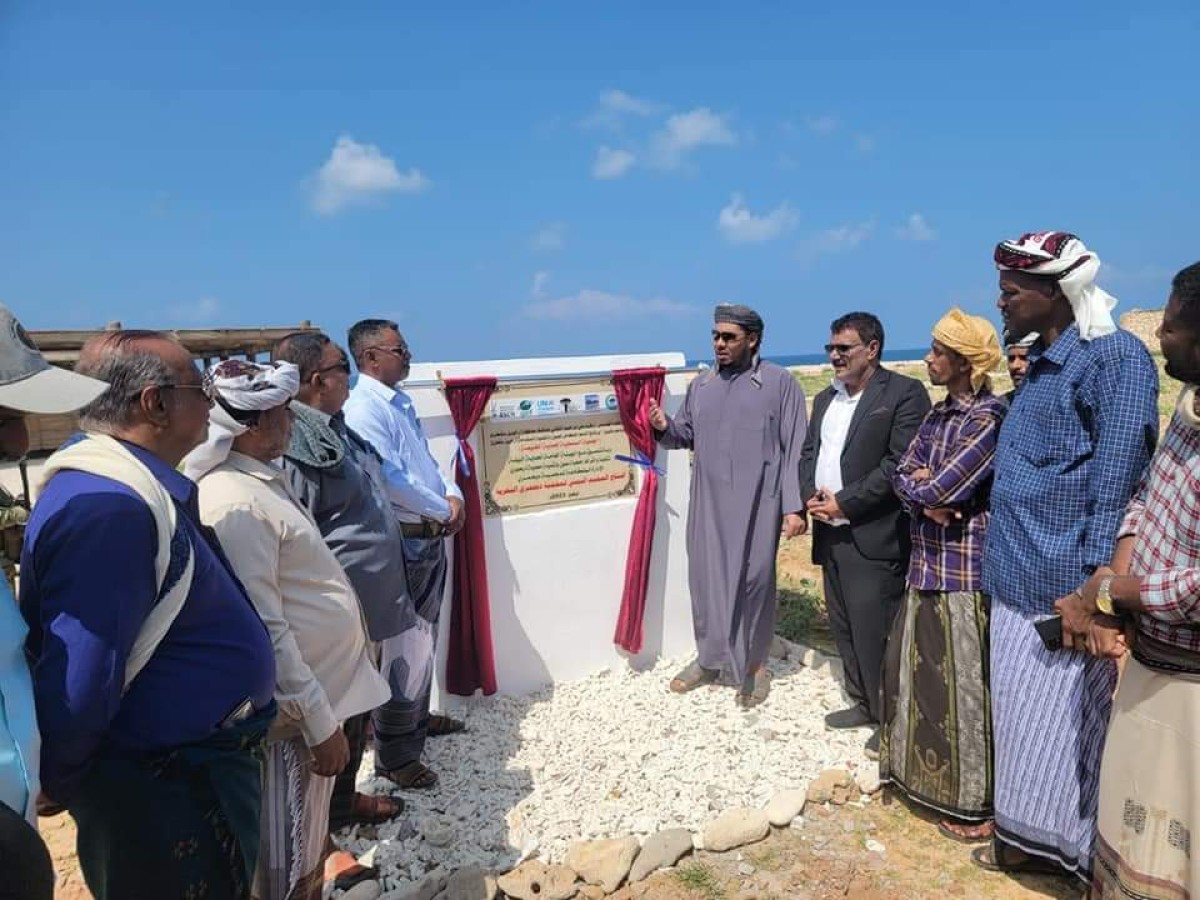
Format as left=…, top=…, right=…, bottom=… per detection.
left=2, top=2, right=1197, bottom=364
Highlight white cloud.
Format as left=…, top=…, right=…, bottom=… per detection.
left=805, top=115, right=839, bottom=136
left=648, top=107, right=737, bottom=169
left=169, top=295, right=221, bottom=325
left=592, top=146, right=637, bottom=180
left=531, top=271, right=550, bottom=299
left=530, top=222, right=567, bottom=251
left=796, top=220, right=876, bottom=264
left=854, top=134, right=876, bottom=153
left=598, top=89, right=658, bottom=117
left=582, top=89, right=660, bottom=130
left=309, top=135, right=429, bottom=215
left=717, top=193, right=798, bottom=244
left=523, top=288, right=695, bottom=321
left=896, top=213, right=936, bottom=242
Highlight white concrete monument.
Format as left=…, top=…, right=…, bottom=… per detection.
left=405, top=352, right=696, bottom=700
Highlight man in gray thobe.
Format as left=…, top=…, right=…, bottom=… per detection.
left=649, top=304, right=807, bottom=708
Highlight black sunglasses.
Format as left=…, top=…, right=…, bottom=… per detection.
left=317, top=360, right=351, bottom=376
left=824, top=342, right=863, bottom=355
left=711, top=331, right=744, bottom=343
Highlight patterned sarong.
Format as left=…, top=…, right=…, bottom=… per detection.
left=1093, top=656, right=1200, bottom=899
left=70, top=704, right=273, bottom=900
left=990, top=600, right=1115, bottom=878
left=879, top=589, right=993, bottom=821
left=254, top=737, right=334, bottom=900
left=374, top=535, right=447, bottom=771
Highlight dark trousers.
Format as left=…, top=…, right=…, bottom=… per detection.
left=0, top=803, right=53, bottom=900
left=820, top=527, right=906, bottom=722
left=328, top=711, right=370, bottom=831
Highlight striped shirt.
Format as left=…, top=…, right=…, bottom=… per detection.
left=982, top=325, right=1159, bottom=613
left=893, top=390, right=1007, bottom=591
left=1120, top=393, right=1200, bottom=657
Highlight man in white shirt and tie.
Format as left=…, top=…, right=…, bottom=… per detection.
left=344, top=319, right=465, bottom=791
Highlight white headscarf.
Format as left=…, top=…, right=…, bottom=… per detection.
left=1007, top=331, right=1040, bottom=350
left=181, top=360, right=300, bottom=481
left=994, top=231, right=1117, bottom=340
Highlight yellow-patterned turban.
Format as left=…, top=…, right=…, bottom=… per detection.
left=932, top=308, right=1002, bottom=392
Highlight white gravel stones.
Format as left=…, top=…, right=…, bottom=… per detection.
left=342, top=652, right=871, bottom=892
left=764, top=788, right=808, bottom=827
left=701, top=808, right=770, bottom=852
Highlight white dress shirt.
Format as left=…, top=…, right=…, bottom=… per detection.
left=198, top=452, right=390, bottom=746
left=814, top=379, right=863, bottom=527
left=344, top=373, right=462, bottom=525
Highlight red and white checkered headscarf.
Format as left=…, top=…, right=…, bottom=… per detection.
left=182, top=360, right=299, bottom=480
left=994, top=231, right=1117, bottom=340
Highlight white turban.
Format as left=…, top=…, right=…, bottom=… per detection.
left=994, top=231, right=1117, bottom=341
left=181, top=359, right=300, bottom=481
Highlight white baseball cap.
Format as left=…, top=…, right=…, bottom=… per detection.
left=0, top=304, right=109, bottom=414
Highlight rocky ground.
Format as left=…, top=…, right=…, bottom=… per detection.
left=41, top=531, right=1085, bottom=899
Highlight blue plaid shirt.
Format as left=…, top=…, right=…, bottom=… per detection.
left=982, top=324, right=1159, bottom=614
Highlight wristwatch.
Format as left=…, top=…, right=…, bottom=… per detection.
left=1095, top=576, right=1116, bottom=616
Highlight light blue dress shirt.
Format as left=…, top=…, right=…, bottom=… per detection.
left=0, top=579, right=38, bottom=823
left=344, top=374, right=462, bottom=524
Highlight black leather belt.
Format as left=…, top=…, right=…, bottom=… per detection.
left=400, top=520, right=447, bottom=539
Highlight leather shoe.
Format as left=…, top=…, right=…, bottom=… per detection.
left=824, top=707, right=873, bottom=729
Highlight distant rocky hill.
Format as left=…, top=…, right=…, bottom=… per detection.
left=1121, top=308, right=1163, bottom=353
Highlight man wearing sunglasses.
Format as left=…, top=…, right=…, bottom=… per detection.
left=798, top=311, right=930, bottom=759
left=271, top=332, right=414, bottom=858
left=649, top=304, right=808, bottom=709
left=344, top=319, right=465, bottom=794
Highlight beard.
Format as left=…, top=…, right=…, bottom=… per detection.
left=1165, top=356, right=1200, bottom=385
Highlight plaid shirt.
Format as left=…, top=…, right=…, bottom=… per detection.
left=1121, top=398, right=1200, bottom=654
left=982, top=325, right=1159, bottom=614
left=893, top=390, right=1007, bottom=592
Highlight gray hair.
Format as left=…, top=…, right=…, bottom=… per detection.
left=347, top=318, right=400, bottom=366
left=75, top=330, right=178, bottom=433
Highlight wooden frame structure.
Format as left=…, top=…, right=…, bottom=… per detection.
left=23, top=320, right=321, bottom=454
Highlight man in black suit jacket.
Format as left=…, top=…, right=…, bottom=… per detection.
left=799, top=312, right=930, bottom=756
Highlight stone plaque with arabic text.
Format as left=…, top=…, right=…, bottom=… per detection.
left=481, top=415, right=635, bottom=515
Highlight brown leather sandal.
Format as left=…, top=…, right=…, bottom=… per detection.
left=376, top=761, right=439, bottom=790
left=352, top=792, right=403, bottom=823
left=669, top=660, right=720, bottom=693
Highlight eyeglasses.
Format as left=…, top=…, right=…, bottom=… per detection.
left=367, top=344, right=410, bottom=359
left=824, top=342, right=864, bottom=355
left=711, top=331, right=744, bottom=344
left=317, top=360, right=351, bottom=376
left=162, top=383, right=216, bottom=405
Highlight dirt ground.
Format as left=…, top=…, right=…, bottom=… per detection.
left=619, top=793, right=1082, bottom=900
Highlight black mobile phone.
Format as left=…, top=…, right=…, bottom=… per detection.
left=1034, top=615, right=1064, bottom=651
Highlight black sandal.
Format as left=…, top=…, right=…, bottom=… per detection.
left=971, top=839, right=1066, bottom=876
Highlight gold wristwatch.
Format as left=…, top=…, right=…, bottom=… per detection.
left=1095, top=576, right=1116, bottom=616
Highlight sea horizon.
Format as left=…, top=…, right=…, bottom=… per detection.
left=687, top=347, right=930, bottom=368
